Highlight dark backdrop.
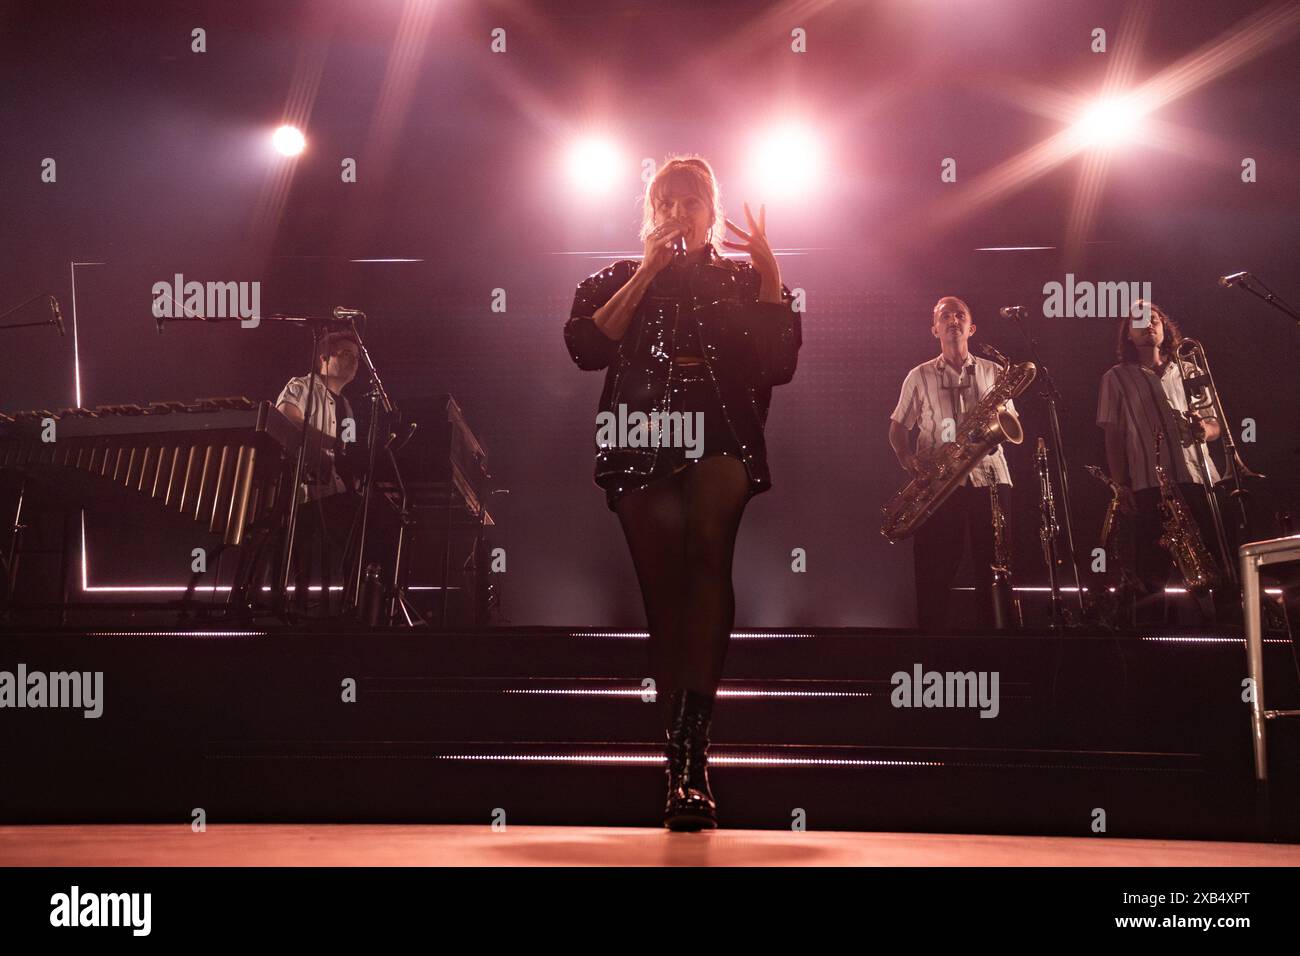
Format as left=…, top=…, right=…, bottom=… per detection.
left=2, top=0, right=1296, bottom=626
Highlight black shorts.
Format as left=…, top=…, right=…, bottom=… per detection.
left=603, top=362, right=747, bottom=512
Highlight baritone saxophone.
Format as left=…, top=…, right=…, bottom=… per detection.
left=1153, top=431, right=1220, bottom=593
left=881, top=346, right=1037, bottom=543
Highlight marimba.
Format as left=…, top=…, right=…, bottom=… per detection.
left=0, top=398, right=301, bottom=546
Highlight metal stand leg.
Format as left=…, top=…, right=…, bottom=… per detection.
left=1242, top=551, right=1267, bottom=784
left=1, top=479, right=24, bottom=619
left=1238, top=535, right=1300, bottom=839
left=277, top=331, right=324, bottom=620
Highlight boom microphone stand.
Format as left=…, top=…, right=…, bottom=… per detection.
left=279, top=324, right=324, bottom=619
left=0, top=294, right=65, bottom=335
left=341, top=312, right=399, bottom=617
left=1221, top=271, right=1300, bottom=328
left=1036, top=437, right=1065, bottom=631
left=383, top=423, right=424, bottom=627
left=1002, top=305, right=1086, bottom=619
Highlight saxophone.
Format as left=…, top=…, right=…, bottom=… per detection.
left=1152, top=431, right=1220, bottom=593
left=881, top=347, right=1037, bottom=543
left=1084, top=464, right=1144, bottom=597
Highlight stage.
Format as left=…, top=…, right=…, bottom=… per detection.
left=3, top=624, right=1298, bottom=845
left=3, top=823, right=1299, bottom=868
left=5, top=0, right=1300, bottom=921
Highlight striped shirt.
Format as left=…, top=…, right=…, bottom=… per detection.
left=890, top=353, right=1015, bottom=487
left=277, top=375, right=349, bottom=502
left=1096, top=360, right=1220, bottom=492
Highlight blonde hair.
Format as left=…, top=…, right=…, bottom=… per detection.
left=638, top=156, right=726, bottom=255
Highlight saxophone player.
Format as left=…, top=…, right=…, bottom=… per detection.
left=1096, top=300, right=1225, bottom=623
left=888, top=297, right=1016, bottom=630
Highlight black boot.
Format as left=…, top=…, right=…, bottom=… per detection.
left=663, top=688, right=718, bottom=831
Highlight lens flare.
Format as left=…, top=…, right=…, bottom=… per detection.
left=566, top=137, right=624, bottom=194
left=272, top=125, right=306, bottom=156
left=749, top=124, right=821, bottom=199
left=1070, top=96, right=1144, bottom=149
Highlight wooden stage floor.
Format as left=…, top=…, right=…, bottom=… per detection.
left=2, top=825, right=1298, bottom=866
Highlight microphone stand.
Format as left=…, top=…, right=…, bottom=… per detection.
left=1036, top=438, right=1064, bottom=631
left=345, top=317, right=398, bottom=619
left=278, top=322, right=327, bottom=621
left=0, top=294, right=62, bottom=333
left=1005, top=307, right=1086, bottom=620
left=383, top=425, right=424, bottom=627
left=1228, top=274, right=1300, bottom=328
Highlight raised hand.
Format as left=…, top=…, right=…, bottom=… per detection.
left=722, top=202, right=782, bottom=303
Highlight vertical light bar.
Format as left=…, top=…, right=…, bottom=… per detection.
left=70, top=261, right=82, bottom=408
left=68, top=261, right=106, bottom=409
left=70, top=260, right=105, bottom=591
left=80, top=510, right=89, bottom=591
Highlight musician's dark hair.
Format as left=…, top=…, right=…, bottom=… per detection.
left=317, top=330, right=360, bottom=367
left=1115, top=300, right=1183, bottom=364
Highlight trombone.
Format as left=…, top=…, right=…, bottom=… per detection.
left=1174, top=337, right=1262, bottom=584
left=1176, top=338, right=1262, bottom=483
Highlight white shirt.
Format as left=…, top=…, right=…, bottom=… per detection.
left=1096, top=360, right=1220, bottom=492
left=277, top=375, right=348, bottom=501
left=890, top=353, right=1016, bottom=487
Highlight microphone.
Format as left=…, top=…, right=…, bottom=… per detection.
left=49, top=296, right=65, bottom=337
left=1218, top=271, right=1250, bottom=288
left=978, top=343, right=1010, bottom=365
left=673, top=233, right=688, bottom=261
left=332, top=306, right=366, bottom=321
left=999, top=305, right=1029, bottom=319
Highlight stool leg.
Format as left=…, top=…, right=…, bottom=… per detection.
left=1242, top=552, right=1267, bottom=784
left=1254, top=780, right=1272, bottom=842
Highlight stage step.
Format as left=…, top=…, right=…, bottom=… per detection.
left=193, top=738, right=1233, bottom=836
left=2, top=626, right=1296, bottom=837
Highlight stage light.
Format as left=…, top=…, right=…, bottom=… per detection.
left=1070, top=96, right=1143, bottom=149
left=749, top=123, right=822, bottom=199
left=566, top=137, right=624, bottom=194
left=272, top=124, right=306, bottom=156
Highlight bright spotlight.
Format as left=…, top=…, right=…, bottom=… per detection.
left=1071, top=97, right=1143, bottom=149
left=566, top=137, right=624, bottom=194
left=272, top=125, right=306, bottom=157
left=749, top=124, right=821, bottom=199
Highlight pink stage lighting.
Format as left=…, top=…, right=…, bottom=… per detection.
left=271, top=124, right=306, bottom=156
left=1070, top=96, right=1145, bottom=150
left=748, top=123, right=822, bottom=199
left=565, top=137, right=625, bottom=195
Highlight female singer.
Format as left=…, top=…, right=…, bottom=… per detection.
left=563, top=156, right=802, bottom=829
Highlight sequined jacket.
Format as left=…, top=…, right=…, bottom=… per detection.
left=563, top=246, right=802, bottom=500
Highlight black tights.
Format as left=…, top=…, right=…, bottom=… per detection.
left=615, top=455, right=752, bottom=735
